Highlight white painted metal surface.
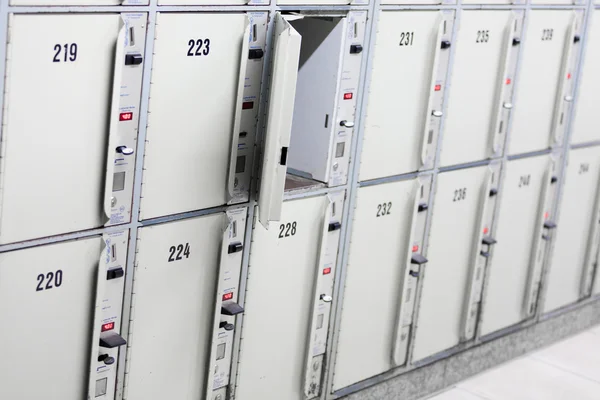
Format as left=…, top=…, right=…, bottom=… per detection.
left=258, top=14, right=301, bottom=227
left=360, top=11, right=453, bottom=180
left=440, top=11, right=521, bottom=167
left=333, top=177, right=430, bottom=390
left=0, top=235, right=129, bottom=399
left=480, top=155, right=558, bottom=336
left=0, top=13, right=145, bottom=244
left=509, top=10, right=577, bottom=156
left=125, top=212, right=241, bottom=400
left=412, top=165, right=491, bottom=362
left=544, top=147, right=600, bottom=313
left=236, top=193, right=343, bottom=400
left=10, top=0, right=147, bottom=5
left=571, top=11, right=600, bottom=145
left=140, top=13, right=265, bottom=219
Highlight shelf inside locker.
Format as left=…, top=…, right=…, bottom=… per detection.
left=284, top=173, right=326, bottom=193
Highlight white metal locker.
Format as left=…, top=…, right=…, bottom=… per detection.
left=440, top=11, right=522, bottom=167
left=140, top=13, right=266, bottom=220
left=236, top=193, right=343, bottom=399
left=0, top=232, right=128, bottom=400
left=412, top=164, right=500, bottom=362
left=11, top=0, right=147, bottom=5
left=480, top=154, right=560, bottom=336
left=0, top=13, right=145, bottom=244
left=333, top=177, right=430, bottom=391
left=509, top=10, right=582, bottom=156
left=258, top=13, right=364, bottom=226
left=461, top=0, right=515, bottom=5
left=543, top=147, right=600, bottom=313
left=360, top=11, right=453, bottom=181
left=124, top=209, right=246, bottom=400
left=571, top=11, right=600, bottom=145
left=277, top=0, right=366, bottom=6
left=159, top=0, right=265, bottom=6
left=531, top=0, right=583, bottom=5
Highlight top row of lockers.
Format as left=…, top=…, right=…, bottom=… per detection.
left=8, top=0, right=600, bottom=6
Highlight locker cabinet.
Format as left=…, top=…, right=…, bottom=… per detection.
left=278, top=0, right=366, bottom=5
left=440, top=11, right=522, bottom=167
left=412, top=163, right=500, bottom=362
left=11, top=0, right=147, bottom=5
left=258, top=13, right=364, bottom=226
left=360, top=11, right=453, bottom=181
left=333, top=177, right=431, bottom=391
left=544, top=147, right=600, bottom=313
left=571, top=11, right=600, bottom=145
left=480, top=154, right=560, bottom=336
left=124, top=209, right=246, bottom=400
left=140, top=13, right=266, bottom=220
left=0, top=232, right=128, bottom=399
left=236, top=192, right=343, bottom=399
left=159, top=0, right=265, bottom=6
left=509, top=10, right=583, bottom=156
left=0, top=14, right=145, bottom=244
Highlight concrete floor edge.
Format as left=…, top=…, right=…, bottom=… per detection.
left=340, top=297, right=600, bottom=400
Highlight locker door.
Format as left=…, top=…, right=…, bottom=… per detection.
left=236, top=193, right=343, bottom=400
left=258, top=14, right=301, bottom=227
left=544, top=147, right=600, bottom=313
left=462, top=0, right=513, bottom=5
left=333, top=177, right=430, bottom=391
left=571, top=12, right=600, bottom=145
left=1, top=14, right=145, bottom=244
left=509, top=11, right=581, bottom=155
left=412, top=164, right=499, bottom=362
left=531, top=0, right=581, bottom=5
left=360, top=11, right=453, bottom=181
left=440, top=11, right=522, bottom=167
left=11, top=0, right=146, bottom=5
left=141, top=13, right=266, bottom=219
left=124, top=210, right=246, bottom=400
left=480, top=155, right=559, bottom=336
left=0, top=233, right=128, bottom=400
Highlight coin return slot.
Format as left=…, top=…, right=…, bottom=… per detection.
left=232, top=221, right=237, bottom=238
left=113, top=171, right=126, bottom=192
left=253, top=24, right=258, bottom=42
left=316, top=313, right=324, bottom=329
left=216, top=343, right=226, bottom=360
left=335, top=142, right=345, bottom=158
left=236, top=155, right=246, bottom=174
left=428, top=129, right=434, bottom=144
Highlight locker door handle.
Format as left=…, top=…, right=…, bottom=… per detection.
left=551, top=13, right=578, bottom=146
left=524, top=158, right=557, bottom=318
left=227, top=17, right=251, bottom=201
left=461, top=167, right=495, bottom=341
left=490, top=15, right=519, bottom=157
left=392, top=179, right=423, bottom=366
left=102, top=24, right=127, bottom=221
left=116, top=146, right=134, bottom=156
left=419, top=14, right=447, bottom=167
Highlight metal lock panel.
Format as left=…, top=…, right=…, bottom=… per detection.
left=480, top=154, right=559, bottom=336
left=141, top=13, right=266, bottom=220
left=571, top=11, right=600, bottom=145
left=440, top=11, right=523, bottom=167
left=509, top=10, right=582, bottom=156
left=236, top=192, right=344, bottom=400
left=124, top=210, right=245, bottom=400
left=0, top=13, right=145, bottom=244
left=412, top=165, right=494, bottom=362
left=544, top=147, right=600, bottom=312
left=0, top=233, right=128, bottom=400
left=333, top=177, right=431, bottom=391
left=287, top=12, right=366, bottom=187
left=360, top=11, right=454, bottom=181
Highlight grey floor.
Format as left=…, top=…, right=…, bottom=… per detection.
left=427, top=324, right=600, bottom=400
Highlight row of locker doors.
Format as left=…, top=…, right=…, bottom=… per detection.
left=4, top=146, right=600, bottom=399
left=4, top=8, right=600, bottom=244
left=0, top=192, right=344, bottom=400
left=334, top=146, right=600, bottom=390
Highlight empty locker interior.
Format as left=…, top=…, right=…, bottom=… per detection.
left=480, top=154, right=559, bottom=336
left=543, top=146, right=600, bottom=313
left=2, top=0, right=600, bottom=399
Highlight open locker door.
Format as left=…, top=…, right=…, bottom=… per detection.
left=258, top=14, right=301, bottom=228
left=543, top=147, right=600, bottom=312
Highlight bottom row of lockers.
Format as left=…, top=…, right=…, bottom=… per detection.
left=1, top=148, right=599, bottom=399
